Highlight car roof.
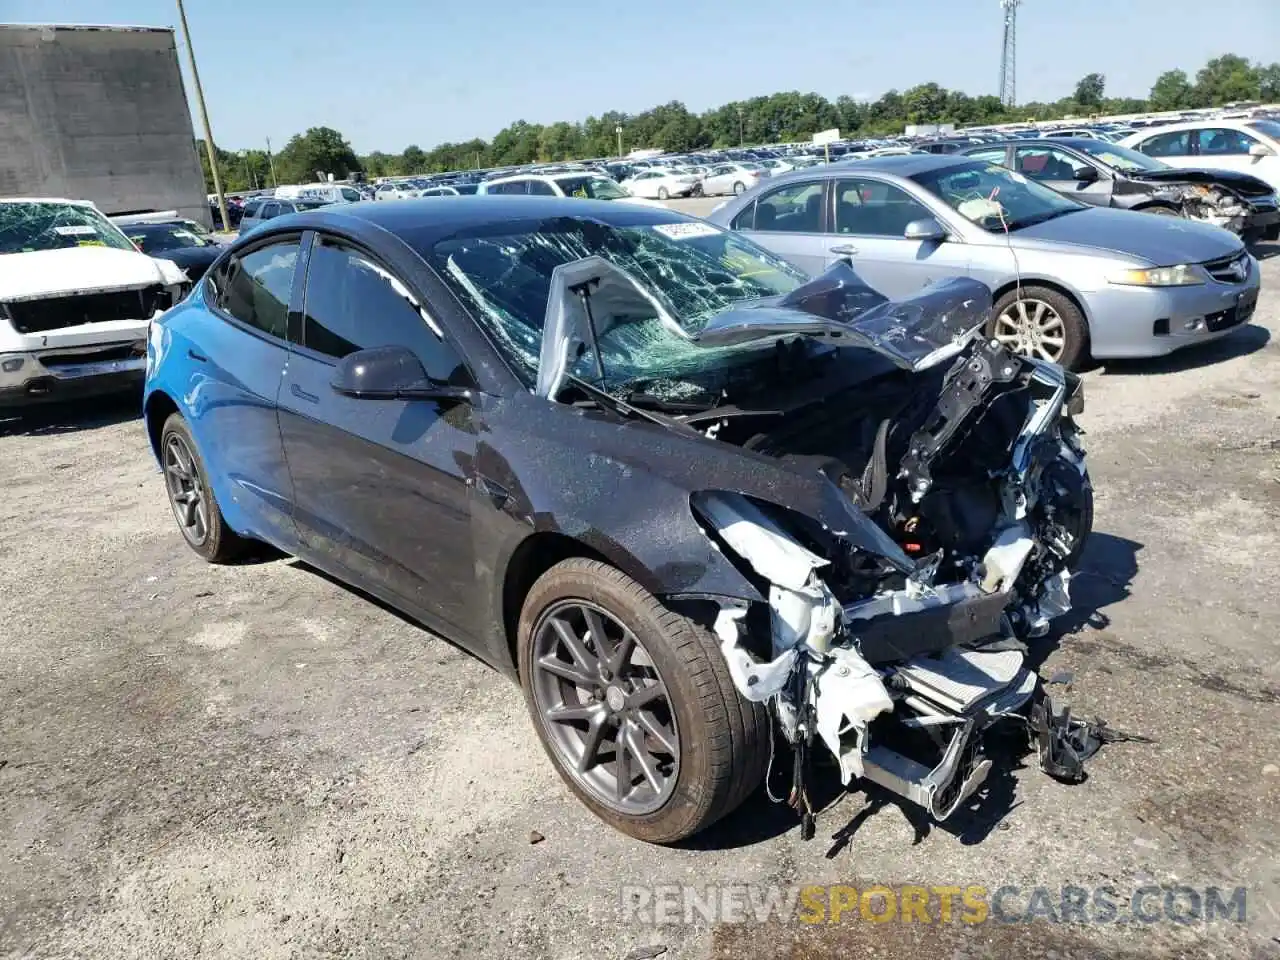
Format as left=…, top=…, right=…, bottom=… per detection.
left=828, top=153, right=975, bottom=176
left=1126, top=118, right=1251, bottom=134
left=270, top=196, right=693, bottom=247
left=961, top=138, right=1099, bottom=151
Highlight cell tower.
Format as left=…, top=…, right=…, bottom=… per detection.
left=999, top=0, right=1021, bottom=107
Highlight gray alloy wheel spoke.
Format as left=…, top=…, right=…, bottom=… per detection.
left=635, top=709, right=677, bottom=756
left=622, top=720, right=663, bottom=794
left=530, top=600, right=680, bottom=815
left=550, top=616, right=598, bottom=674
left=537, top=653, right=596, bottom=687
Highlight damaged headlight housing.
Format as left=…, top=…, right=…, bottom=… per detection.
left=1107, top=264, right=1206, bottom=287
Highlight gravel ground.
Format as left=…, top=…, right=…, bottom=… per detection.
left=2, top=245, right=1278, bottom=960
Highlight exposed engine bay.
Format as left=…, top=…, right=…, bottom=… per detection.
left=534, top=250, right=1121, bottom=837
left=1161, top=182, right=1253, bottom=234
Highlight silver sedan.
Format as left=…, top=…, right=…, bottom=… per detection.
left=706, top=155, right=1260, bottom=369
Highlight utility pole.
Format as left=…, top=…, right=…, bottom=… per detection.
left=998, top=0, right=1022, bottom=108
left=615, top=123, right=623, bottom=157
left=737, top=105, right=745, bottom=146
left=265, top=136, right=278, bottom=187
left=176, top=0, right=229, bottom=231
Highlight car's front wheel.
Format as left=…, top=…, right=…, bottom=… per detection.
left=989, top=285, right=1089, bottom=370
left=160, top=412, right=248, bottom=563
left=517, top=558, right=768, bottom=844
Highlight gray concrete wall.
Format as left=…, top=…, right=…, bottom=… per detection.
left=0, top=24, right=209, bottom=226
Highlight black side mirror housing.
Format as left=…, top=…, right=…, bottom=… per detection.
left=330, top=345, right=474, bottom=403
left=1072, top=165, right=1099, bottom=183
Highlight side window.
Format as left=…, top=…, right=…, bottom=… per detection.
left=212, top=238, right=299, bottom=340
left=1136, top=130, right=1191, bottom=157
left=301, top=236, right=468, bottom=384
left=1013, top=146, right=1082, bottom=180
left=340, top=187, right=361, bottom=201
left=751, top=181, right=825, bottom=233
left=1196, top=128, right=1257, bottom=156
left=833, top=179, right=932, bottom=237
left=242, top=199, right=262, bottom=218
left=260, top=202, right=281, bottom=220
left=966, top=148, right=1009, bottom=166
left=527, top=180, right=556, bottom=196
left=730, top=200, right=756, bottom=231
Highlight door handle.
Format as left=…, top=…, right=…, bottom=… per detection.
left=829, top=243, right=858, bottom=257
left=290, top=382, right=319, bottom=404
left=187, top=349, right=208, bottom=362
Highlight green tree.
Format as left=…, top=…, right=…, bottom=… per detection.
left=903, top=83, right=947, bottom=123
left=1073, top=73, right=1106, bottom=109
left=274, top=127, right=361, bottom=184
left=1255, top=62, right=1280, bottom=101
left=401, top=145, right=427, bottom=173
left=1148, top=69, right=1194, bottom=110
left=1193, top=54, right=1260, bottom=105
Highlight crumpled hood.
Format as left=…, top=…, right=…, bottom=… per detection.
left=1012, top=206, right=1245, bottom=266
left=0, top=246, right=181, bottom=302
left=1128, top=167, right=1275, bottom=198
left=694, top=262, right=992, bottom=372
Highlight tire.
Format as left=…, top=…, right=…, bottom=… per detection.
left=657, top=186, right=670, bottom=200
left=517, top=558, right=769, bottom=844
left=159, top=412, right=249, bottom=563
left=732, top=181, right=746, bottom=196
left=989, top=284, right=1089, bottom=371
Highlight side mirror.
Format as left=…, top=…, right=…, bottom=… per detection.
left=1248, top=143, right=1274, bottom=158
left=903, top=217, right=947, bottom=242
left=330, top=345, right=473, bottom=403
left=1072, top=165, right=1099, bottom=183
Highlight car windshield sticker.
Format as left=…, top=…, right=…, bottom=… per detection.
left=54, top=225, right=98, bottom=236
left=652, top=222, right=721, bottom=241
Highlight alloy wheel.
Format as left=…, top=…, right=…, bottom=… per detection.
left=163, top=433, right=209, bottom=546
left=994, top=297, right=1067, bottom=363
left=530, top=600, right=680, bottom=815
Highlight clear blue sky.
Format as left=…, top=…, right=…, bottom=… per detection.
left=10, top=0, right=1280, bottom=153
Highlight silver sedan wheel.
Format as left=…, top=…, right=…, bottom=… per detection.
left=994, top=297, right=1067, bottom=363
left=530, top=600, right=680, bottom=816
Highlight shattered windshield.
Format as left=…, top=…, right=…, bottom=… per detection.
left=430, top=217, right=808, bottom=398
left=911, top=161, right=1084, bottom=232
left=1070, top=140, right=1169, bottom=173
left=0, top=202, right=137, bottom=255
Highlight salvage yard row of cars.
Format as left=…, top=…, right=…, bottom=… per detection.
left=0, top=114, right=1270, bottom=843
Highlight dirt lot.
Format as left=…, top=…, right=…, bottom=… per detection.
left=2, top=247, right=1279, bottom=960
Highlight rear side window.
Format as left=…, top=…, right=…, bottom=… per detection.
left=260, top=202, right=281, bottom=219
left=1135, top=130, right=1191, bottom=157
left=210, top=238, right=299, bottom=339
left=300, top=235, right=468, bottom=384
left=242, top=199, right=262, bottom=217
left=1195, top=128, right=1258, bottom=156
left=527, top=180, right=556, bottom=196
left=751, top=181, right=825, bottom=233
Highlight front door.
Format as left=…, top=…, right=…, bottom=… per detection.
left=1013, top=145, right=1114, bottom=207
left=826, top=177, right=971, bottom=299
left=276, top=232, right=479, bottom=639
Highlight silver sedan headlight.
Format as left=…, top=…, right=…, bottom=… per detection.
left=1106, top=264, right=1208, bottom=287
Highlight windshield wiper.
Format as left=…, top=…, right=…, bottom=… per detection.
left=1006, top=208, right=1077, bottom=231
left=565, top=375, right=701, bottom=436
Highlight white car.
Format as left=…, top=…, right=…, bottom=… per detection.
left=618, top=169, right=699, bottom=200
left=757, top=158, right=795, bottom=176
left=0, top=198, right=188, bottom=409
left=480, top=172, right=667, bottom=207
left=700, top=162, right=767, bottom=197
left=1121, top=118, right=1280, bottom=194
left=375, top=182, right=419, bottom=200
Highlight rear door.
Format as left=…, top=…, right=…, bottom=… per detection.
left=277, top=231, right=479, bottom=637
left=826, top=176, right=970, bottom=299
left=196, top=234, right=300, bottom=545
left=1013, top=145, right=1113, bottom=207
left=1129, top=128, right=1195, bottom=172
left=730, top=179, right=830, bottom=275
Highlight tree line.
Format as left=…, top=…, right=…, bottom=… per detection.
left=199, top=53, right=1280, bottom=193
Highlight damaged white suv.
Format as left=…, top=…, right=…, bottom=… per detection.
left=0, top=198, right=188, bottom=409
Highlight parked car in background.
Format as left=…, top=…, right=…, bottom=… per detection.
left=958, top=138, right=1279, bottom=241
left=1122, top=119, right=1280, bottom=194
left=123, top=219, right=224, bottom=281
left=420, top=184, right=479, bottom=196
left=375, top=182, right=420, bottom=201
left=617, top=169, right=699, bottom=201
left=275, top=183, right=364, bottom=205
left=479, top=172, right=666, bottom=207
left=0, top=198, right=188, bottom=408
left=707, top=155, right=1259, bottom=370
left=238, top=197, right=332, bottom=236
left=700, top=162, right=767, bottom=197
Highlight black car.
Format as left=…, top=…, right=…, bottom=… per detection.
left=144, top=197, right=1099, bottom=843
left=959, top=138, right=1279, bottom=241
left=124, top=219, right=224, bottom=281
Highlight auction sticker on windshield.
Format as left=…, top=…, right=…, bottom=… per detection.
left=53, top=225, right=98, bottom=236
left=653, top=222, right=721, bottom=241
